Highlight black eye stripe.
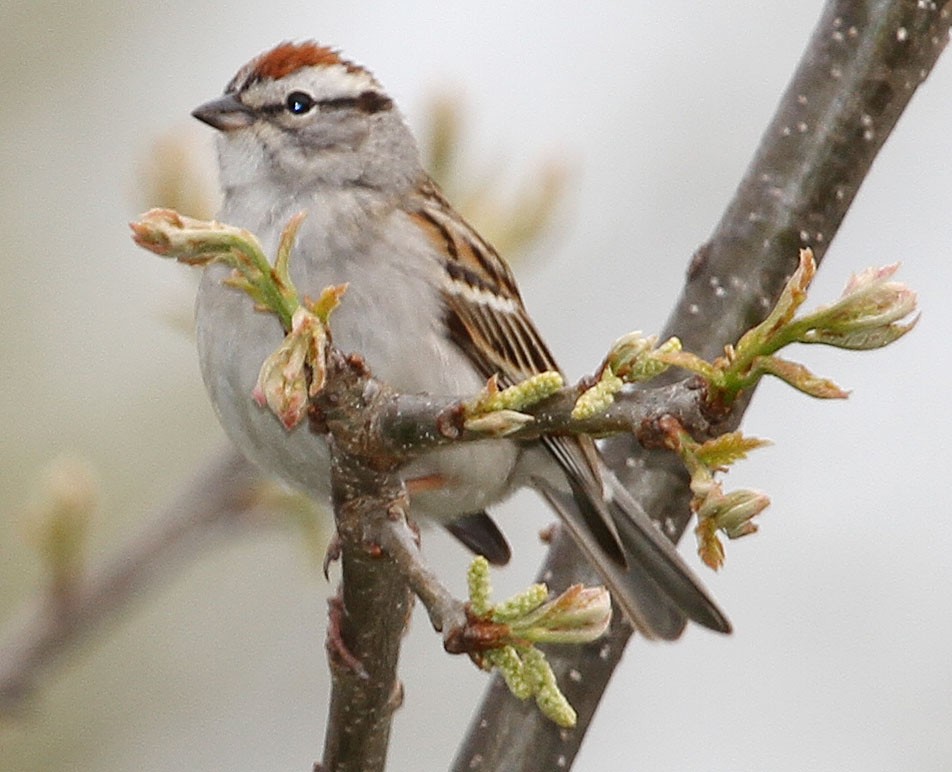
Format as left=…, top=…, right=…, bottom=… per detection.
left=322, top=91, right=393, bottom=114
left=261, top=90, right=394, bottom=116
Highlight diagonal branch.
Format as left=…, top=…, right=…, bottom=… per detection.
left=453, top=1, right=952, bottom=769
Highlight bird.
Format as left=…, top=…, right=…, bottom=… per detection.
left=191, top=41, right=730, bottom=639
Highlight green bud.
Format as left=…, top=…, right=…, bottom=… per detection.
left=797, top=263, right=918, bottom=349
left=571, top=372, right=623, bottom=420
left=508, top=585, right=612, bottom=644
left=467, top=556, right=492, bottom=617
left=464, top=409, right=535, bottom=437
left=252, top=307, right=329, bottom=429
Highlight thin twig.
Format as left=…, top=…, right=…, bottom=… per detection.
left=453, top=2, right=952, bottom=769
left=375, top=517, right=467, bottom=637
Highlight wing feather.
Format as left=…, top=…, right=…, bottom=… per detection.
left=411, top=180, right=625, bottom=564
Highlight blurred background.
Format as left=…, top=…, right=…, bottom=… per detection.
left=2, top=1, right=950, bottom=770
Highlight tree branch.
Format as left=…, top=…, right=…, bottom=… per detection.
left=453, top=1, right=952, bottom=769
left=314, top=352, right=416, bottom=772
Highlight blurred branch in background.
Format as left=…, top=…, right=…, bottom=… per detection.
left=22, top=458, right=98, bottom=617
left=422, top=92, right=570, bottom=258
left=0, top=450, right=265, bottom=710
left=138, top=128, right=219, bottom=221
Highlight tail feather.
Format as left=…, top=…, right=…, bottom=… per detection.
left=542, top=435, right=627, bottom=567
left=534, top=480, right=686, bottom=639
left=444, top=510, right=512, bottom=566
left=533, top=469, right=731, bottom=640
left=606, top=474, right=731, bottom=635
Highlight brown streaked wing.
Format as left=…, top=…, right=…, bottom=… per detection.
left=411, top=182, right=558, bottom=385
left=410, top=181, right=626, bottom=566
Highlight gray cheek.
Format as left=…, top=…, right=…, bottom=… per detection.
left=292, top=114, right=370, bottom=154
left=216, top=132, right=270, bottom=189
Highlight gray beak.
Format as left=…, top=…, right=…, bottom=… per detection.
left=191, top=94, right=255, bottom=132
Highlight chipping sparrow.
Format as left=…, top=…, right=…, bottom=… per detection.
left=192, top=41, right=730, bottom=639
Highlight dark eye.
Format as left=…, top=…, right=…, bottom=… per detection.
left=285, top=91, right=316, bottom=115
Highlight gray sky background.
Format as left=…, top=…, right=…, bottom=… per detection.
left=2, top=2, right=950, bottom=770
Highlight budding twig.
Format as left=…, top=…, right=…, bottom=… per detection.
left=658, top=419, right=771, bottom=569
left=462, top=557, right=611, bottom=728
left=658, top=249, right=918, bottom=407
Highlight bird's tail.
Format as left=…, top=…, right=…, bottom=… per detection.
left=535, top=466, right=731, bottom=640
